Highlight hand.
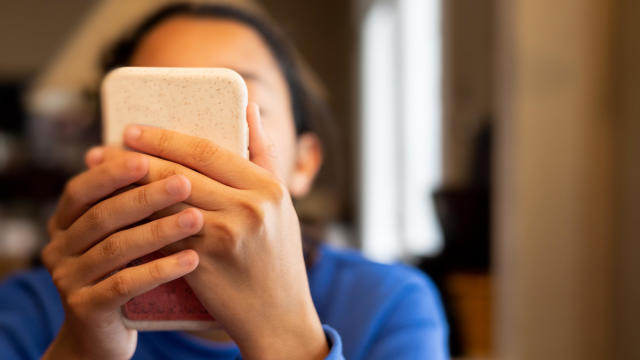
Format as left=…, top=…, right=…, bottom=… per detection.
left=41, top=153, right=203, bottom=360
left=91, top=103, right=329, bottom=359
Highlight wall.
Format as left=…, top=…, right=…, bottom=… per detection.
left=493, top=0, right=640, bottom=358
left=612, top=0, right=640, bottom=358
left=0, top=0, right=98, bottom=80
left=442, top=0, right=494, bottom=187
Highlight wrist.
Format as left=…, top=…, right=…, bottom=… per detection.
left=43, top=322, right=134, bottom=360
left=239, top=307, right=329, bottom=360
left=43, top=325, right=87, bottom=360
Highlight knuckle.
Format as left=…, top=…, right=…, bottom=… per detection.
left=147, top=261, right=165, bottom=282
left=192, top=139, right=218, bottom=163
left=157, top=165, right=179, bottom=180
left=66, top=292, right=87, bottom=313
left=148, top=220, right=162, bottom=241
left=110, top=275, right=130, bottom=297
left=41, top=244, right=57, bottom=269
left=237, top=197, right=265, bottom=224
left=50, top=267, right=67, bottom=288
left=263, top=179, right=286, bottom=202
left=136, top=186, right=150, bottom=207
left=207, top=221, right=239, bottom=254
left=156, top=131, right=172, bottom=153
left=63, top=178, right=82, bottom=205
left=98, top=236, right=121, bottom=259
left=50, top=262, right=74, bottom=293
left=85, top=205, right=108, bottom=231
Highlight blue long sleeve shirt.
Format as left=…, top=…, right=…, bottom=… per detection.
left=0, top=245, right=449, bottom=359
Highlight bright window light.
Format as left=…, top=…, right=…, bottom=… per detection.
left=359, top=0, right=443, bottom=262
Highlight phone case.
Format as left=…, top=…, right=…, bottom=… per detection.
left=101, top=67, right=249, bottom=331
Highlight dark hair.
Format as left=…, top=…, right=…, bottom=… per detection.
left=102, top=2, right=314, bottom=134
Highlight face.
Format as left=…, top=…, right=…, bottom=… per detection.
left=129, top=16, right=321, bottom=197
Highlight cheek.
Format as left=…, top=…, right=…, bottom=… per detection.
left=262, top=116, right=297, bottom=181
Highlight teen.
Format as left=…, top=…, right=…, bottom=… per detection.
left=0, top=3, right=448, bottom=359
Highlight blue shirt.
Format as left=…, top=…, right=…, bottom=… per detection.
left=0, top=245, right=449, bottom=359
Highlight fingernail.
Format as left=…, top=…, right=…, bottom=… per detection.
left=178, top=211, right=196, bottom=228
left=125, top=126, right=142, bottom=142
left=86, top=147, right=104, bottom=164
left=177, top=251, right=196, bottom=267
left=165, top=175, right=187, bottom=196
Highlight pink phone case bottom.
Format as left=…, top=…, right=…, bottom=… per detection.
left=122, top=251, right=214, bottom=322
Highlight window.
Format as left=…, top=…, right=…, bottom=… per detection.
left=359, top=0, right=443, bottom=261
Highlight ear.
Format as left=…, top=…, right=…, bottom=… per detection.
left=288, top=133, right=323, bottom=198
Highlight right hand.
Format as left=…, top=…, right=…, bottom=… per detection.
left=41, top=150, right=203, bottom=360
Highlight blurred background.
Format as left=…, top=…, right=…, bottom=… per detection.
left=0, top=0, right=638, bottom=359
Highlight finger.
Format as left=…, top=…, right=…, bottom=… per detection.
left=160, top=211, right=236, bottom=257
left=54, top=154, right=149, bottom=230
left=123, top=124, right=269, bottom=189
left=72, top=208, right=203, bottom=285
left=86, top=249, right=199, bottom=310
left=63, top=175, right=192, bottom=255
left=247, top=102, right=278, bottom=175
left=148, top=202, right=191, bottom=221
left=101, top=147, right=236, bottom=210
left=85, top=147, right=105, bottom=168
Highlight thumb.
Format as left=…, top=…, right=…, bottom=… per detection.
left=247, top=102, right=278, bottom=175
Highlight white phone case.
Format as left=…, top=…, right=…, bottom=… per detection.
left=101, top=67, right=248, bottom=331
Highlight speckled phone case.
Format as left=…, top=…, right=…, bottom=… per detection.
left=101, top=67, right=248, bottom=331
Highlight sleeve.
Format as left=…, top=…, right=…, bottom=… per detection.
left=0, top=270, right=62, bottom=360
left=322, top=325, right=345, bottom=360
left=365, top=272, right=449, bottom=360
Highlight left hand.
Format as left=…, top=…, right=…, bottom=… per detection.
left=90, top=103, right=328, bottom=360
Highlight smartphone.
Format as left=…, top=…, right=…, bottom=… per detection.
left=101, top=67, right=249, bottom=330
